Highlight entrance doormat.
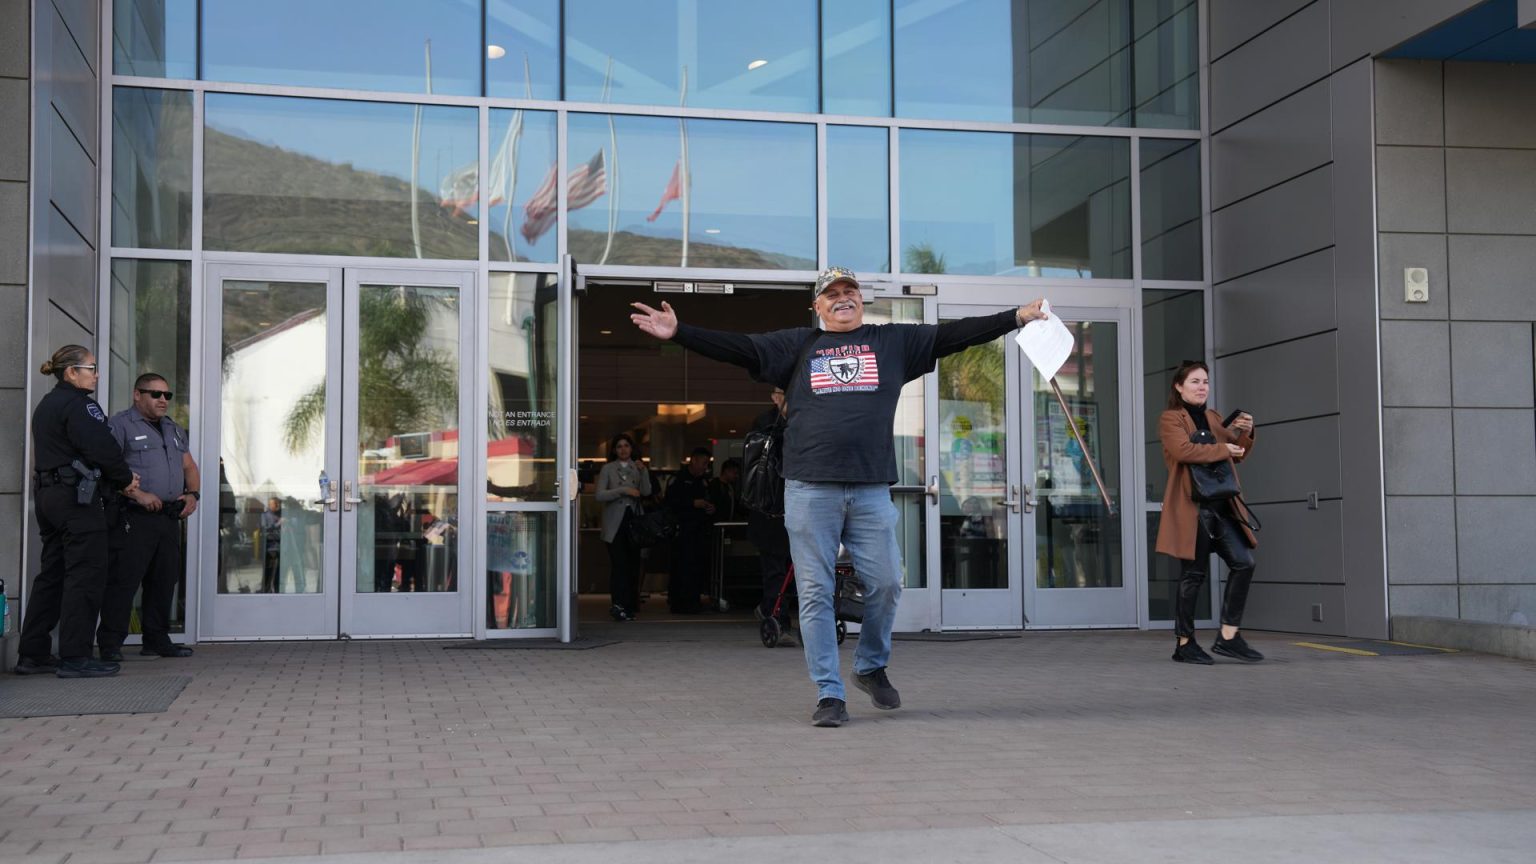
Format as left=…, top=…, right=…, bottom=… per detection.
left=444, top=638, right=618, bottom=650
left=893, top=632, right=1021, bottom=642
left=0, top=674, right=191, bottom=719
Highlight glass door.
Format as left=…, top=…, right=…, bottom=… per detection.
left=340, top=268, right=474, bottom=638
left=202, top=264, right=342, bottom=638
left=933, top=305, right=1026, bottom=629
left=1022, top=307, right=1136, bottom=628
left=201, top=263, right=476, bottom=639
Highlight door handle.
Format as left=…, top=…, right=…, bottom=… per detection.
left=320, top=479, right=339, bottom=512
left=1022, top=484, right=1038, bottom=514
left=342, top=479, right=364, bottom=510
left=1000, top=484, right=1022, bottom=514
left=926, top=475, right=939, bottom=505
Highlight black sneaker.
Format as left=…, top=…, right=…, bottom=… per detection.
left=99, top=648, right=125, bottom=663
left=1211, top=634, right=1265, bottom=662
left=14, top=655, right=60, bottom=675
left=56, top=658, right=121, bottom=679
left=811, top=697, right=850, bottom=727
left=609, top=604, right=631, bottom=622
left=140, top=644, right=193, bottom=658
left=1172, top=640, right=1214, bottom=665
left=854, top=667, right=902, bottom=710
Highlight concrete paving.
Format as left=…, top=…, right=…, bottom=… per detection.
left=1, top=625, right=1533, bottom=863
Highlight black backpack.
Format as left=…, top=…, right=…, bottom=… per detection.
left=741, top=329, right=821, bottom=517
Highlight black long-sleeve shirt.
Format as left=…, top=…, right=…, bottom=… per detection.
left=673, top=310, right=1020, bottom=483
left=32, top=381, right=134, bottom=490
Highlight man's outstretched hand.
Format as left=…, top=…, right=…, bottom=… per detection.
left=630, top=301, right=679, bottom=340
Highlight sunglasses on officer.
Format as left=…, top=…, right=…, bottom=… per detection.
left=137, top=388, right=173, bottom=400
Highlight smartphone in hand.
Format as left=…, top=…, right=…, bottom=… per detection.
left=1223, top=409, right=1246, bottom=428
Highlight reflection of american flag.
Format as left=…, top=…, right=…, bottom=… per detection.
left=521, top=149, right=606, bottom=242
left=809, top=352, right=880, bottom=393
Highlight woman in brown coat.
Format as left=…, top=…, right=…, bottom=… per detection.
left=1156, top=360, right=1263, bottom=665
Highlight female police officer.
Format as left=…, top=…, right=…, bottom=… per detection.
left=15, top=345, right=137, bottom=678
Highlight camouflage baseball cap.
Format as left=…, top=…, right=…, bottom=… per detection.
left=812, top=266, right=860, bottom=300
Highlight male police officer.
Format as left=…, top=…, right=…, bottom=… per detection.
left=98, top=373, right=201, bottom=660
left=632, top=268, right=1046, bottom=726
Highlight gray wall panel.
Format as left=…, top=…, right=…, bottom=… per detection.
left=1376, top=147, right=1446, bottom=233
left=1445, top=62, right=1536, bottom=149
left=1210, top=1, right=1329, bottom=131
left=1208, top=0, right=1313, bottom=60
left=1333, top=58, right=1390, bottom=639
left=1375, top=61, right=1443, bottom=147
left=49, top=111, right=95, bottom=246
left=37, top=208, right=95, bottom=329
left=1459, top=585, right=1536, bottom=626
left=1330, top=0, right=1483, bottom=69
left=1452, top=409, right=1536, bottom=494
left=1213, top=249, right=1337, bottom=354
left=1389, top=584, right=1458, bottom=618
left=1241, top=582, right=1346, bottom=634
left=1217, top=332, right=1340, bottom=423
left=0, top=390, right=19, bottom=492
left=0, top=181, right=23, bottom=284
left=1382, top=408, right=1453, bottom=495
left=1386, top=496, right=1458, bottom=585
left=1450, top=322, right=1535, bottom=408
left=48, top=5, right=96, bottom=154
left=1448, top=235, right=1536, bottom=320
left=0, top=285, right=23, bottom=389
left=0, top=78, right=25, bottom=182
left=1244, top=500, right=1343, bottom=584
left=0, top=0, right=26, bottom=78
left=1379, top=233, right=1448, bottom=320
left=1235, top=416, right=1342, bottom=503
left=1380, top=321, right=1450, bottom=407
left=1210, top=81, right=1331, bottom=209
left=1211, top=165, right=1334, bottom=283
left=46, top=301, right=92, bottom=355
left=1446, top=148, right=1536, bottom=234
left=1454, top=497, right=1536, bottom=584
left=53, top=0, right=99, bottom=75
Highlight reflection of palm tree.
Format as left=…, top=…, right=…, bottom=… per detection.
left=940, top=336, right=1005, bottom=409
left=284, top=287, right=457, bottom=453
left=903, top=242, right=947, bottom=275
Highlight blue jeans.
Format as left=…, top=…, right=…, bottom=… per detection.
left=783, top=480, right=903, bottom=701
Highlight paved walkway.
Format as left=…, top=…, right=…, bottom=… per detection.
left=1, top=625, right=1533, bottom=863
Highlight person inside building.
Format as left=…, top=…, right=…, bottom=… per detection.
left=594, top=433, right=651, bottom=621
left=1156, top=360, right=1264, bottom=665
left=747, top=388, right=794, bottom=639
left=98, top=373, right=201, bottom=660
left=631, top=267, right=1046, bottom=726
left=709, top=457, right=743, bottom=523
left=16, top=345, right=139, bottom=678
left=664, top=446, right=716, bottom=614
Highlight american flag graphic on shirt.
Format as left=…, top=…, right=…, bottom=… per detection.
left=809, top=351, right=880, bottom=393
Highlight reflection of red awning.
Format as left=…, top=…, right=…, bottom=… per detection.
left=366, top=458, right=458, bottom=486
left=488, top=437, right=530, bottom=456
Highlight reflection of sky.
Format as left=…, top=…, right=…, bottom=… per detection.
left=895, top=0, right=1015, bottom=122
left=115, top=0, right=198, bottom=78
left=205, top=94, right=478, bottom=211
left=822, top=0, right=892, bottom=116
left=486, top=0, right=562, bottom=100
left=203, top=0, right=484, bottom=96
left=827, top=125, right=889, bottom=272
left=900, top=129, right=1013, bottom=273
left=566, top=113, right=815, bottom=261
left=564, top=0, right=819, bottom=113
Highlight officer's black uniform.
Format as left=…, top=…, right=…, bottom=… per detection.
left=20, top=381, right=135, bottom=663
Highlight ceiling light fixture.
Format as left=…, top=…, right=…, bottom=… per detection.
left=747, top=59, right=768, bottom=70
left=487, top=44, right=507, bottom=60
left=599, top=329, right=612, bottom=335
left=704, top=228, right=721, bottom=234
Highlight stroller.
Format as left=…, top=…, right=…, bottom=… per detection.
left=759, top=558, right=865, bottom=648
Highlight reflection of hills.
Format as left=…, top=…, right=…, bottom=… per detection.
left=203, top=127, right=478, bottom=260
left=569, top=229, right=815, bottom=270
left=203, top=127, right=816, bottom=269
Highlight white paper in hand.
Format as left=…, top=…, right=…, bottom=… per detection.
left=1014, top=300, right=1075, bottom=380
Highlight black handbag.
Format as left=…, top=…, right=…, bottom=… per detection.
left=741, top=328, right=823, bottom=517
left=1187, top=429, right=1240, bottom=502
left=624, top=507, right=678, bottom=548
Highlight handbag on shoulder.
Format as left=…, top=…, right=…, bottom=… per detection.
left=624, top=506, right=678, bottom=549
left=1187, top=429, right=1240, bottom=502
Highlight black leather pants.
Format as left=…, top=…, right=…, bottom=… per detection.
left=1175, top=504, right=1255, bottom=639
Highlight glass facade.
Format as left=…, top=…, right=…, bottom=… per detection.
left=103, top=2, right=1209, bottom=637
